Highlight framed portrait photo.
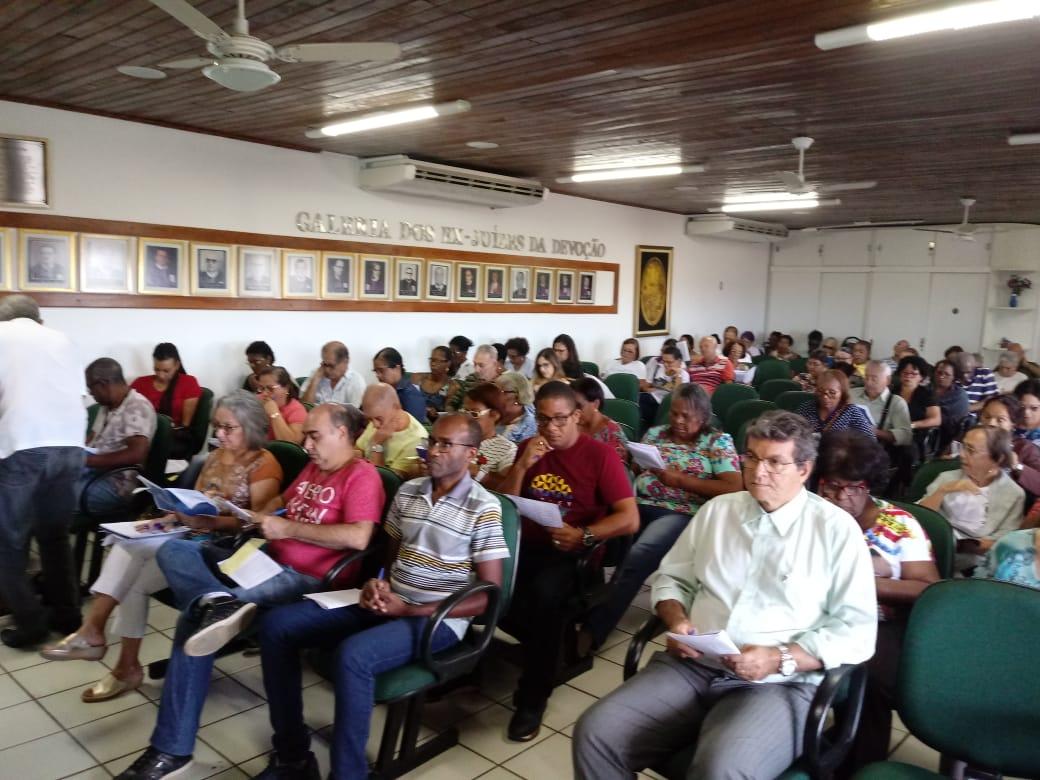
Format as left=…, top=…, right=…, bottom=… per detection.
left=282, top=250, right=318, bottom=298
left=635, top=245, right=673, bottom=336
left=484, top=265, right=506, bottom=302
left=190, top=243, right=233, bottom=296
left=578, top=271, right=596, bottom=304
left=138, top=238, right=186, bottom=294
left=321, top=252, right=356, bottom=299
left=508, top=266, right=531, bottom=302
left=80, top=233, right=134, bottom=293
left=533, top=268, right=554, bottom=303
left=0, top=227, right=14, bottom=291
left=555, top=269, right=575, bottom=304
left=359, top=255, right=391, bottom=300
left=238, top=246, right=278, bottom=298
left=394, top=257, right=422, bottom=301
left=456, top=263, right=481, bottom=302
left=426, top=260, right=452, bottom=301
left=19, top=229, right=76, bottom=292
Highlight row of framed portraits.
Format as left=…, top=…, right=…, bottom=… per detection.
left=0, top=227, right=598, bottom=303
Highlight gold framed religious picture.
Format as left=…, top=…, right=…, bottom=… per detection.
left=484, top=265, right=506, bottom=302
left=283, top=250, right=318, bottom=298
left=0, top=227, right=14, bottom=291
left=190, top=243, right=233, bottom=296
left=426, top=260, right=452, bottom=301
left=456, top=263, right=481, bottom=302
left=533, top=268, right=554, bottom=303
left=139, top=238, right=186, bottom=294
left=555, top=269, right=575, bottom=304
left=509, top=266, right=531, bottom=302
left=321, top=252, right=355, bottom=299
left=238, top=246, right=278, bottom=298
left=578, top=270, right=596, bottom=304
left=634, top=245, right=672, bottom=336
left=0, top=134, right=49, bottom=208
left=359, top=254, right=391, bottom=300
left=19, top=229, right=76, bottom=292
left=394, top=257, right=422, bottom=301
left=80, top=233, right=135, bottom=293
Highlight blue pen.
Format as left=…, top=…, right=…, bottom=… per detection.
left=376, top=567, right=385, bottom=579
left=273, top=508, right=286, bottom=516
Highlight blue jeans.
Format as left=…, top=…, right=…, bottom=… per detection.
left=585, top=505, right=692, bottom=647
left=76, top=467, right=136, bottom=516
left=149, top=541, right=320, bottom=757
left=260, top=601, right=458, bottom=779
left=0, top=446, right=85, bottom=632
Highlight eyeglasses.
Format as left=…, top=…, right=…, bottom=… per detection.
left=257, top=384, right=281, bottom=393
left=535, top=413, right=575, bottom=428
left=818, top=479, right=868, bottom=499
left=320, top=361, right=340, bottom=369
left=740, top=452, right=801, bottom=473
left=213, top=423, right=241, bottom=433
left=461, top=408, right=492, bottom=419
left=429, top=357, right=449, bottom=364
left=816, top=389, right=841, bottom=399
left=429, top=438, right=476, bottom=451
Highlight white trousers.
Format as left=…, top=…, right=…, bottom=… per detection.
left=90, top=539, right=171, bottom=639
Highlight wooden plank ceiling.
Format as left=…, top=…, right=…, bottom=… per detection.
left=1, top=0, right=1039, bottom=229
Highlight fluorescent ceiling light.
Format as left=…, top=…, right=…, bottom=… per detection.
left=711, top=198, right=841, bottom=214
left=1008, top=133, right=1040, bottom=146
left=723, top=192, right=818, bottom=205
left=815, top=0, right=1040, bottom=50
left=307, top=100, right=471, bottom=138
left=556, top=164, right=705, bottom=184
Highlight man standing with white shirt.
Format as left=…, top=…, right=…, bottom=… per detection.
left=573, top=411, right=876, bottom=779
left=0, top=295, right=86, bottom=646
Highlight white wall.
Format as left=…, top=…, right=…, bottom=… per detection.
left=2, top=100, right=770, bottom=394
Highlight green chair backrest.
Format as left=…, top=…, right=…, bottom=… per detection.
left=758, top=378, right=803, bottom=402
left=603, top=398, right=641, bottom=439
left=640, top=355, right=652, bottom=364
left=187, top=387, right=214, bottom=456
left=144, top=414, right=173, bottom=484
left=295, top=376, right=309, bottom=390
left=775, top=390, right=815, bottom=412
left=905, top=458, right=961, bottom=502
left=751, top=353, right=768, bottom=365
left=710, top=383, right=758, bottom=420
left=890, top=500, right=955, bottom=579
left=751, top=359, right=792, bottom=388
left=653, top=392, right=673, bottom=427
left=264, top=441, right=311, bottom=489
left=377, top=466, right=403, bottom=521
left=895, top=579, right=1040, bottom=776
left=789, top=357, right=808, bottom=375
left=493, top=493, right=521, bottom=614
left=734, top=419, right=751, bottom=453
left=580, top=361, right=600, bottom=377
left=603, top=372, right=639, bottom=403
left=86, top=403, right=100, bottom=436
left=724, top=399, right=776, bottom=436
left=618, top=421, right=637, bottom=442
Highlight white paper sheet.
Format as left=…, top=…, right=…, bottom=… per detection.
left=506, top=495, right=564, bottom=528
left=304, top=589, right=363, bottom=610
left=665, top=629, right=741, bottom=660
left=218, top=539, right=283, bottom=589
left=99, top=520, right=189, bottom=541
left=626, top=441, right=666, bottom=470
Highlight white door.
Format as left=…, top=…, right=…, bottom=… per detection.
left=865, top=272, right=932, bottom=355
left=874, top=229, right=935, bottom=268
left=771, top=236, right=823, bottom=266
left=925, top=273, right=988, bottom=361
left=819, top=272, right=868, bottom=341
left=821, top=231, right=872, bottom=266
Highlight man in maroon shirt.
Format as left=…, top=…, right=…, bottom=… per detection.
left=499, top=381, right=638, bottom=742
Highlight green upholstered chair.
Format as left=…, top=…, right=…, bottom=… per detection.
left=776, top=390, right=816, bottom=412
left=625, top=616, right=868, bottom=780
left=854, top=579, right=1040, bottom=780
left=751, top=353, right=768, bottom=365
left=653, top=392, right=673, bottom=428
left=752, top=359, right=793, bottom=389
left=759, top=378, right=803, bottom=402
left=604, top=372, right=640, bottom=403
left=710, top=383, right=758, bottom=420
left=904, top=458, right=960, bottom=503
left=603, top=398, right=641, bottom=441
left=185, top=387, right=214, bottom=458
left=295, top=376, right=309, bottom=390
left=264, top=440, right=311, bottom=488
left=889, top=501, right=955, bottom=579
left=790, top=357, right=809, bottom=375
left=580, top=360, right=600, bottom=377
left=724, top=399, right=777, bottom=436
left=640, top=355, right=652, bottom=364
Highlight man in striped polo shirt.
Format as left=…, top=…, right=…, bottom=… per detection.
left=255, top=413, right=510, bottom=780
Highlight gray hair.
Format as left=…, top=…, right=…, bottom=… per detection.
left=999, top=350, right=1021, bottom=368
left=0, top=294, right=41, bottom=323
left=745, top=410, right=818, bottom=464
left=214, top=390, right=269, bottom=450
left=475, top=343, right=497, bottom=360
left=866, top=359, right=891, bottom=377
left=496, top=371, right=533, bottom=405
left=671, top=383, right=713, bottom=428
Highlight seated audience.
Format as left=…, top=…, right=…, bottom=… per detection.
left=531, top=347, right=571, bottom=393
left=505, top=337, right=535, bottom=378
left=42, top=392, right=282, bottom=702
left=448, top=344, right=502, bottom=410
left=257, top=366, right=306, bottom=444
left=581, top=384, right=741, bottom=650
left=496, top=371, right=538, bottom=443
left=995, top=349, right=1029, bottom=394
left=357, top=383, right=428, bottom=478
left=975, top=527, right=1040, bottom=589
left=491, top=342, right=509, bottom=374
left=679, top=334, right=696, bottom=361
left=242, top=340, right=276, bottom=392
left=723, top=340, right=754, bottom=385
left=850, top=360, right=912, bottom=453
left=602, top=338, right=647, bottom=381
left=412, top=345, right=453, bottom=422
left=740, top=330, right=762, bottom=357
left=821, top=336, right=839, bottom=359
left=373, top=347, right=427, bottom=421
left=553, top=333, right=585, bottom=380
left=114, top=404, right=382, bottom=780
left=130, top=342, right=201, bottom=458
left=770, top=333, right=800, bottom=361
left=687, top=335, right=734, bottom=395
left=462, top=383, right=517, bottom=490
left=919, top=425, right=1024, bottom=571
left=981, top=393, right=1040, bottom=498
left=572, top=377, right=629, bottom=462
left=883, top=340, right=911, bottom=372
left=722, top=325, right=739, bottom=347
left=796, top=349, right=830, bottom=391
left=640, top=344, right=688, bottom=428
left=850, top=339, right=871, bottom=380
left=932, top=358, right=971, bottom=453
left=896, top=355, right=942, bottom=461
left=807, top=329, right=823, bottom=353
left=573, top=411, right=876, bottom=779
left=448, top=335, right=475, bottom=379
left=795, top=369, right=874, bottom=437
left=256, top=414, right=509, bottom=779
left=816, top=431, right=940, bottom=773
left=300, top=341, right=365, bottom=408
left=500, top=382, right=638, bottom=741
left=1005, top=342, right=1040, bottom=379
left=954, top=351, right=998, bottom=412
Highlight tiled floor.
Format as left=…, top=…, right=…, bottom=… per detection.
left=0, top=588, right=940, bottom=780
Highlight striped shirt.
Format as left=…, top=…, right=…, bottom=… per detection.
left=963, top=367, right=999, bottom=406
left=385, top=474, right=510, bottom=638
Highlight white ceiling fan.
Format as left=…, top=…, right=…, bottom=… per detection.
left=914, top=197, right=982, bottom=241
left=778, top=137, right=878, bottom=195
left=117, top=0, right=402, bottom=92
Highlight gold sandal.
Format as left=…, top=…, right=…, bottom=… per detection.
left=81, top=670, right=143, bottom=703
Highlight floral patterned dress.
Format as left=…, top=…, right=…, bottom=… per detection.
left=633, top=426, right=740, bottom=515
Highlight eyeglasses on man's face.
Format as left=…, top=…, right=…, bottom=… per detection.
left=535, top=412, right=575, bottom=428
left=429, top=438, right=475, bottom=452
left=739, top=452, right=800, bottom=474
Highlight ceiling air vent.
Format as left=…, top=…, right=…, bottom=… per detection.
left=359, top=155, right=547, bottom=208
left=685, top=214, right=789, bottom=243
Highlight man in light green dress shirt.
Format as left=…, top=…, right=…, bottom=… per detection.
left=573, top=411, right=877, bottom=779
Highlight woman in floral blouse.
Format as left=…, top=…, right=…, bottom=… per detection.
left=572, top=377, right=628, bottom=463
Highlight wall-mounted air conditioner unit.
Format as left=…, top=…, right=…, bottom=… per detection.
left=685, top=214, right=789, bottom=243
left=359, top=155, right=547, bottom=208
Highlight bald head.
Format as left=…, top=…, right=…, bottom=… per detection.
left=362, top=382, right=400, bottom=417
left=320, top=341, right=349, bottom=382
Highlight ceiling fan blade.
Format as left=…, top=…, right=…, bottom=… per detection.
left=916, top=228, right=958, bottom=235
left=149, top=0, right=228, bottom=42
left=158, top=56, right=215, bottom=69
left=778, top=170, right=807, bottom=192
left=817, top=180, right=878, bottom=193
left=275, top=42, right=402, bottom=63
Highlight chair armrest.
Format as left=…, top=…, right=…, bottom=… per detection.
left=320, top=544, right=381, bottom=589
left=623, top=614, right=665, bottom=680
left=801, top=661, right=869, bottom=777
left=420, top=580, right=501, bottom=681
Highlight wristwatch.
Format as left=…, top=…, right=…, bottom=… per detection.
left=269, top=412, right=281, bottom=420
left=370, top=443, right=385, bottom=454
left=581, top=526, right=597, bottom=547
left=778, top=644, right=796, bottom=677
